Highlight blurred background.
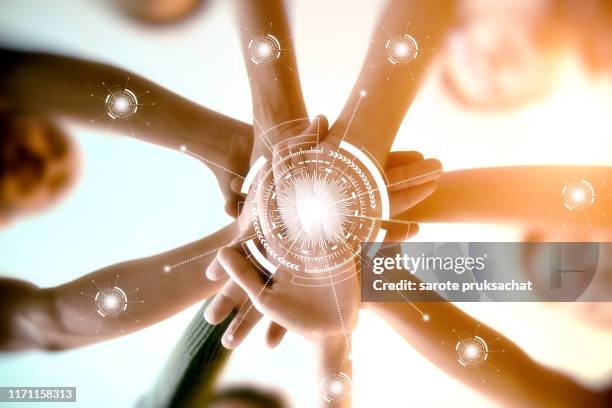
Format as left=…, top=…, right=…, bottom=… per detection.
left=0, top=0, right=611, bottom=406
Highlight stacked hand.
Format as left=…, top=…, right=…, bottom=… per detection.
left=202, top=2, right=447, bottom=406
left=204, top=116, right=442, bottom=349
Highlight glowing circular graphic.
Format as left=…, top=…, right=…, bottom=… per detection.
left=320, top=372, right=352, bottom=402
left=248, top=34, right=281, bottom=64
left=562, top=180, right=595, bottom=211
left=95, top=286, right=128, bottom=318
left=386, top=34, right=419, bottom=64
left=242, top=138, right=389, bottom=285
left=105, top=88, right=138, bottom=120
left=456, top=336, right=488, bottom=366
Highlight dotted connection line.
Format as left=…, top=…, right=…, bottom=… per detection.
left=286, top=223, right=352, bottom=357
left=183, top=147, right=245, bottom=180
left=326, top=91, right=366, bottom=184
left=351, top=214, right=417, bottom=226
left=386, top=169, right=442, bottom=188
left=339, top=91, right=365, bottom=144
left=327, top=267, right=352, bottom=359
left=253, top=117, right=275, bottom=152
left=166, top=233, right=256, bottom=271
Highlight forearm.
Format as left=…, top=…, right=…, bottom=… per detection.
left=400, top=166, right=612, bottom=234
left=365, top=300, right=603, bottom=407
left=332, top=0, right=456, bottom=163
left=317, top=335, right=353, bottom=408
left=0, top=278, right=53, bottom=351
left=235, top=0, right=308, bottom=158
left=9, top=222, right=241, bottom=350
left=1, top=48, right=250, bottom=164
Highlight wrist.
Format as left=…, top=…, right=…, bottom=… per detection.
left=316, top=335, right=353, bottom=407
left=250, top=118, right=309, bottom=163
left=315, top=334, right=350, bottom=357
left=225, top=120, right=253, bottom=169
left=250, top=82, right=308, bottom=146
left=183, top=113, right=251, bottom=169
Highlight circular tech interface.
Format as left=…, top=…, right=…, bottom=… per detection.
left=386, top=34, right=419, bottom=64
left=456, top=336, right=488, bottom=367
left=248, top=34, right=282, bottom=64
left=95, top=286, right=128, bottom=318
left=562, top=180, right=595, bottom=211
left=242, top=139, right=389, bottom=285
left=105, top=88, right=138, bottom=120
left=320, top=372, right=352, bottom=402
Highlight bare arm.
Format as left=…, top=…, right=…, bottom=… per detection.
left=0, top=48, right=251, bottom=167
left=329, top=0, right=457, bottom=164
left=235, top=0, right=308, bottom=159
left=0, top=48, right=253, bottom=213
left=365, top=299, right=610, bottom=407
left=400, top=165, right=612, bottom=234
left=317, top=336, right=353, bottom=408
left=0, top=221, right=242, bottom=351
left=368, top=164, right=612, bottom=406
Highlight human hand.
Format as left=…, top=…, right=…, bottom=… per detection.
left=193, top=124, right=253, bottom=218
left=215, top=246, right=359, bottom=342
left=204, top=143, right=442, bottom=348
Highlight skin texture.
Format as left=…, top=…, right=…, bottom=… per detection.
left=0, top=222, right=237, bottom=350
left=0, top=44, right=441, bottom=354
left=401, top=165, right=612, bottom=234
left=365, top=288, right=612, bottom=407
left=208, top=1, right=612, bottom=407
left=210, top=0, right=452, bottom=342
left=2, top=1, right=611, bottom=406
left=212, top=1, right=454, bottom=407
left=0, top=150, right=440, bottom=352
left=0, top=48, right=253, bottom=219
left=0, top=48, right=252, bottom=348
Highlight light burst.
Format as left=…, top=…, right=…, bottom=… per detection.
left=276, top=172, right=353, bottom=249
left=90, top=77, right=154, bottom=136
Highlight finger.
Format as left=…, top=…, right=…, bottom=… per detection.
left=386, top=159, right=443, bottom=192
left=385, top=151, right=424, bottom=168
left=205, top=257, right=227, bottom=281
left=224, top=200, right=237, bottom=218
left=383, top=221, right=419, bottom=243
left=389, top=181, right=438, bottom=216
left=224, top=193, right=245, bottom=218
left=204, top=280, right=247, bottom=325
left=217, top=247, right=270, bottom=305
left=383, top=224, right=410, bottom=242
left=222, top=300, right=263, bottom=349
left=405, top=222, right=420, bottom=240
left=229, top=177, right=244, bottom=196
left=310, top=114, right=329, bottom=142
left=265, top=321, right=287, bottom=348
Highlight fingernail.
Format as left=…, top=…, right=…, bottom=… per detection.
left=203, top=309, right=214, bottom=324
left=222, top=333, right=235, bottom=349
